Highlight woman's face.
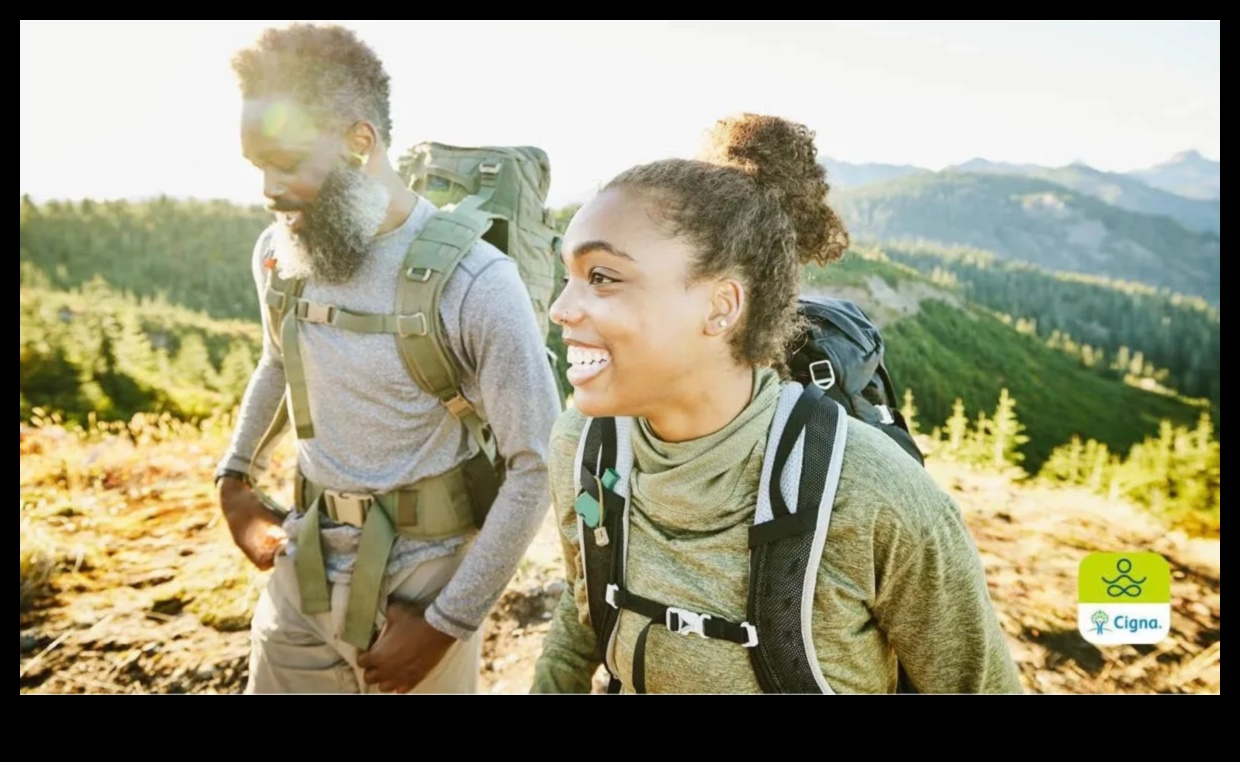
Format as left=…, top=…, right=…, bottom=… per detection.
left=550, top=187, right=726, bottom=419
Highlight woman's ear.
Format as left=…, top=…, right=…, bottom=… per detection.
left=705, top=277, right=744, bottom=336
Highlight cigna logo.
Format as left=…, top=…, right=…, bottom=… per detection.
left=1079, top=553, right=1170, bottom=646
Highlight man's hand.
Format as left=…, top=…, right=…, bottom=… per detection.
left=219, top=477, right=287, bottom=571
left=357, top=600, right=457, bottom=693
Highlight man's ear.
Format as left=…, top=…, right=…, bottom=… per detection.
left=345, top=121, right=378, bottom=166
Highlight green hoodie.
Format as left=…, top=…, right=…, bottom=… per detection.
left=531, top=367, right=1024, bottom=694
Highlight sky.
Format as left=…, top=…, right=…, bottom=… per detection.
left=20, top=20, right=1220, bottom=209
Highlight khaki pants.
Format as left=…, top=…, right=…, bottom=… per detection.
left=244, top=546, right=481, bottom=694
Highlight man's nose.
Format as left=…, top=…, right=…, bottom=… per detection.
left=262, top=171, right=286, bottom=202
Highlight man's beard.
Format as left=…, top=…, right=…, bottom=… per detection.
left=270, top=159, right=391, bottom=284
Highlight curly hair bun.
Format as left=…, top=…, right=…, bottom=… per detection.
left=698, top=113, right=848, bottom=266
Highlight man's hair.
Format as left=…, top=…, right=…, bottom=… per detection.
left=231, top=23, right=393, bottom=146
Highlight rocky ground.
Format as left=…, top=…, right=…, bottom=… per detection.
left=20, top=417, right=1220, bottom=694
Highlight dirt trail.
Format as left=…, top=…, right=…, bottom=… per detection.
left=19, top=424, right=1219, bottom=694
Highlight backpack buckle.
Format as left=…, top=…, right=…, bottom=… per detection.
left=605, top=583, right=620, bottom=609
left=397, top=313, right=428, bottom=337
left=323, top=490, right=374, bottom=528
left=666, top=607, right=711, bottom=638
left=299, top=300, right=337, bottom=325
left=809, top=359, right=836, bottom=391
left=740, top=622, right=759, bottom=648
left=444, top=394, right=475, bottom=419
left=876, top=404, right=895, bottom=425
left=479, top=162, right=500, bottom=187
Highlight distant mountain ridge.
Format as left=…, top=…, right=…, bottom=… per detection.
left=820, top=157, right=931, bottom=191
left=821, top=152, right=1220, bottom=234
left=1125, top=149, right=1220, bottom=201
left=938, top=158, right=1219, bottom=235
left=831, top=171, right=1219, bottom=305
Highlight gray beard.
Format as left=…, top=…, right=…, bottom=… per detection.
left=272, top=161, right=391, bottom=284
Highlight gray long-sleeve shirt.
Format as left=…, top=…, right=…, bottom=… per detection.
left=217, top=195, right=562, bottom=640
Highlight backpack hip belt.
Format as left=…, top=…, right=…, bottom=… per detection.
left=290, top=459, right=484, bottom=651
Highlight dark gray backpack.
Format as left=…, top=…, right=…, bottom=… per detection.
left=570, top=295, right=923, bottom=693
left=788, top=296, right=924, bottom=466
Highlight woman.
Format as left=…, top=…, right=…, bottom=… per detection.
left=530, top=114, right=1023, bottom=694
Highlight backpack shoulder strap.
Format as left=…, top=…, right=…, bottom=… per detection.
left=257, top=229, right=304, bottom=355
left=572, top=413, right=634, bottom=692
left=748, top=381, right=849, bottom=694
left=258, top=239, right=315, bottom=439
left=394, top=206, right=497, bottom=461
left=253, top=229, right=303, bottom=453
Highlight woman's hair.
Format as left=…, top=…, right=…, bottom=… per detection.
left=604, top=113, right=849, bottom=372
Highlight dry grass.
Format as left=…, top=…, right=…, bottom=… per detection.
left=20, top=516, right=59, bottom=611
left=19, top=412, right=1221, bottom=695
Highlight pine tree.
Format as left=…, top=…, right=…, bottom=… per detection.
left=173, top=333, right=217, bottom=390
left=970, top=410, right=991, bottom=466
left=1040, top=434, right=1085, bottom=484
left=1085, top=439, right=1111, bottom=492
left=218, top=344, right=256, bottom=407
left=900, top=388, right=920, bottom=436
left=944, top=398, right=969, bottom=457
left=990, top=387, right=1031, bottom=470
left=1114, top=345, right=1131, bottom=374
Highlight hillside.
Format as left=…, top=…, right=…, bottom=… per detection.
left=18, top=198, right=1215, bottom=481
left=868, top=241, right=1221, bottom=405
left=832, top=172, right=1220, bottom=305
left=801, top=251, right=1212, bottom=474
left=948, top=159, right=1220, bottom=235
left=20, top=278, right=261, bottom=425
left=18, top=412, right=1219, bottom=695
left=19, top=195, right=270, bottom=322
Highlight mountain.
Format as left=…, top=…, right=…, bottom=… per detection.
left=951, top=158, right=1048, bottom=176
left=947, top=159, right=1220, bottom=235
left=1126, top=150, right=1220, bottom=201
left=832, top=172, right=1220, bottom=305
left=820, top=157, right=930, bottom=191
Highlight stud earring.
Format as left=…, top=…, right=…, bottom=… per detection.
left=718, top=319, right=727, bottom=328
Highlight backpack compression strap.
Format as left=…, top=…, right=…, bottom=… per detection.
left=748, top=382, right=848, bottom=693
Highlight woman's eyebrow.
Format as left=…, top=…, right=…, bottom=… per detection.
left=571, top=240, right=635, bottom=262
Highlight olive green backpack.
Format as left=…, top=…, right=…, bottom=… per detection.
left=255, top=141, right=566, bottom=481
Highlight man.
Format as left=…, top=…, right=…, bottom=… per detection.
left=214, top=22, right=562, bottom=694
